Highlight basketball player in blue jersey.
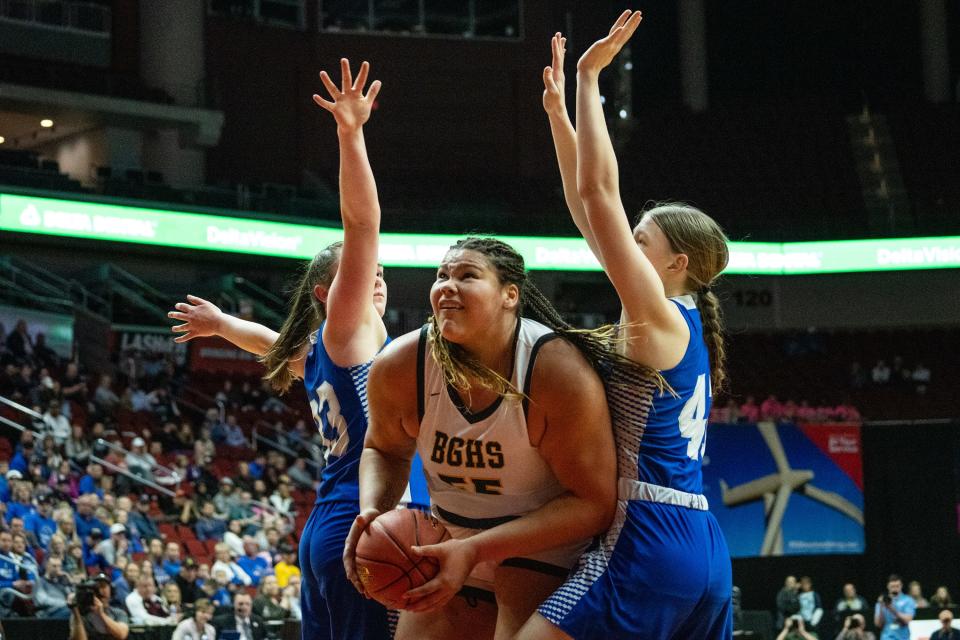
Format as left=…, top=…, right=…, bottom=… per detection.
left=169, top=59, right=426, bottom=640
left=343, top=237, right=658, bottom=640
left=517, top=11, right=734, bottom=639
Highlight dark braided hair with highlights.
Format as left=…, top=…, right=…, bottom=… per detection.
left=260, top=242, right=342, bottom=393
left=429, top=237, right=661, bottom=399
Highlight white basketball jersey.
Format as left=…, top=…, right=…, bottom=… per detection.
left=416, top=318, right=566, bottom=523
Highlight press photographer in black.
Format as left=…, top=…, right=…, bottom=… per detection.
left=68, top=574, right=129, bottom=640
left=835, top=614, right=875, bottom=640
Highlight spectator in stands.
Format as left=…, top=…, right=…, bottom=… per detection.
left=124, top=437, right=156, bottom=483
left=35, top=554, right=73, bottom=619
left=42, top=399, right=71, bottom=445
left=175, top=422, right=195, bottom=450
left=235, top=461, right=255, bottom=492
left=9, top=436, right=33, bottom=475
left=216, top=380, right=242, bottom=410
left=171, top=597, right=215, bottom=640
left=237, top=536, right=269, bottom=587
left=33, top=333, right=59, bottom=369
left=111, top=562, right=139, bottom=609
left=6, top=480, right=36, bottom=521
left=931, top=586, right=955, bottom=609
left=212, top=542, right=252, bottom=587
left=871, top=360, right=891, bottom=385
left=93, top=375, right=120, bottom=416
left=797, top=575, right=824, bottom=631
left=64, top=541, right=86, bottom=583
left=146, top=537, right=171, bottom=586
left=248, top=453, right=266, bottom=480
left=125, top=574, right=178, bottom=626
left=174, top=557, right=202, bottom=605
left=11, top=364, right=34, bottom=401
left=147, top=386, right=179, bottom=422
left=777, top=575, right=802, bottom=629
left=761, top=394, right=784, bottom=422
left=223, top=518, right=246, bottom=557
left=908, top=580, right=929, bottom=608
left=61, top=362, right=87, bottom=406
left=287, top=458, right=315, bottom=490
left=195, top=501, right=227, bottom=541
left=912, top=363, right=931, bottom=395
left=213, top=592, right=267, bottom=640
left=214, top=477, right=239, bottom=515
left=127, top=494, right=161, bottom=543
left=835, top=583, right=870, bottom=624
left=161, top=541, right=182, bottom=578
left=5, top=320, right=34, bottom=364
left=874, top=574, right=915, bottom=640
left=206, top=568, right=233, bottom=607
left=273, top=543, right=300, bottom=588
left=0, top=531, right=24, bottom=590
left=930, top=609, right=959, bottom=640
left=284, top=574, right=301, bottom=621
left=65, top=424, right=92, bottom=467
left=253, top=574, right=289, bottom=621
left=836, top=613, right=874, bottom=640
left=93, top=523, right=129, bottom=567
left=161, top=581, right=182, bottom=618
left=739, top=395, right=760, bottom=423
left=10, top=532, right=39, bottom=582
left=224, top=415, right=249, bottom=448
left=76, top=573, right=130, bottom=640
left=79, top=463, right=107, bottom=497
left=156, top=421, right=181, bottom=453
left=75, top=494, right=107, bottom=545
left=268, top=477, right=294, bottom=517
left=25, top=492, right=57, bottom=550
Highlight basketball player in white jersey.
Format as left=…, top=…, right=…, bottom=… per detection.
left=343, top=237, right=655, bottom=639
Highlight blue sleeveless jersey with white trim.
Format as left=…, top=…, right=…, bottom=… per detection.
left=305, top=325, right=429, bottom=507
left=645, top=294, right=711, bottom=493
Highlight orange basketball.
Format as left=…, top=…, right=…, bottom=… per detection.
left=355, top=508, right=451, bottom=609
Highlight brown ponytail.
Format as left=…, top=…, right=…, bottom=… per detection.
left=260, top=242, right=342, bottom=393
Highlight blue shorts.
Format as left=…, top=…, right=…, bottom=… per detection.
left=299, top=500, right=392, bottom=640
left=539, top=499, right=733, bottom=640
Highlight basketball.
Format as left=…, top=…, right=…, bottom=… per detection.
left=354, top=508, right=451, bottom=609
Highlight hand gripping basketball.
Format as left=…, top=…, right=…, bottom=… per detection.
left=349, top=508, right=451, bottom=609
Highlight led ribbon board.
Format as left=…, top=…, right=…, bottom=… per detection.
left=2, top=192, right=959, bottom=274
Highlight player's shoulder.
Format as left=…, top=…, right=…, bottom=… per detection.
left=370, top=328, right=420, bottom=377
left=529, top=336, right=603, bottom=398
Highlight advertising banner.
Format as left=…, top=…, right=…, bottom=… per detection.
left=702, top=421, right=864, bottom=557
left=187, top=335, right=264, bottom=375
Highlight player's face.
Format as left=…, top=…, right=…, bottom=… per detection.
left=633, top=216, right=683, bottom=282
left=431, top=249, right=515, bottom=345
left=373, top=264, right=387, bottom=317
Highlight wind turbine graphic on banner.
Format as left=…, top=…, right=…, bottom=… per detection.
left=720, top=421, right=864, bottom=556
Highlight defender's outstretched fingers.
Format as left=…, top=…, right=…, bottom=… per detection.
left=353, top=60, right=370, bottom=92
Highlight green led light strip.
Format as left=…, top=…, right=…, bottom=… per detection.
left=2, top=192, right=959, bottom=274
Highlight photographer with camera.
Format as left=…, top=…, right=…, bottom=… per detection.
left=930, top=609, right=960, bottom=640
left=68, top=574, right=129, bottom=640
left=835, top=614, right=875, bottom=640
left=874, top=575, right=915, bottom=640
left=777, top=614, right=819, bottom=640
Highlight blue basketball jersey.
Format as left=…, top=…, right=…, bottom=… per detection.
left=611, top=295, right=712, bottom=494
left=304, top=325, right=430, bottom=507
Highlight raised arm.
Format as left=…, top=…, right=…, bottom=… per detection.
left=575, top=11, right=686, bottom=357
left=342, top=333, right=419, bottom=594
left=313, top=59, right=386, bottom=358
left=403, top=339, right=616, bottom=613
left=543, top=32, right=603, bottom=265
left=167, top=295, right=294, bottom=373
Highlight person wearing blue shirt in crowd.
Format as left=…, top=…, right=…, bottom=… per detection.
left=5, top=482, right=36, bottom=523
left=8, top=442, right=32, bottom=475
left=24, top=494, right=57, bottom=550
left=74, top=494, right=107, bottom=544
left=236, top=538, right=269, bottom=587
left=78, top=463, right=106, bottom=497
left=0, top=466, right=14, bottom=502
left=874, top=575, right=916, bottom=640
left=127, top=494, right=162, bottom=543
left=0, top=531, right=19, bottom=589
left=161, top=541, right=182, bottom=578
